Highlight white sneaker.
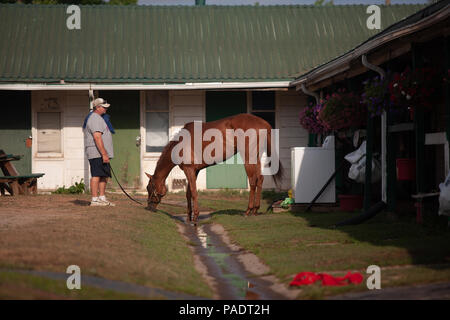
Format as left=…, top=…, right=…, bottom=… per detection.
left=90, top=200, right=108, bottom=206
left=99, top=199, right=116, bottom=207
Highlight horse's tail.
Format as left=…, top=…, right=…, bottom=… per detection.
left=265, top=126, right=284, bottom=190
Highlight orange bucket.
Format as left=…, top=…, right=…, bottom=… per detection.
left=396, top=158, right=416, bottom=181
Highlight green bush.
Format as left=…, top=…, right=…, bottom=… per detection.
left=53, top=179, right=85, bottom=194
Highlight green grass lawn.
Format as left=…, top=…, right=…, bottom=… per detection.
left=206, top=201, right=450, bottom=299
left=0, top=194, right=213, bottom=299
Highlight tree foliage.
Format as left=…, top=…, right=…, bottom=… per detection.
left=314, top=0, right=334, bottom=6
left=0, top=0, right=137, bottom=4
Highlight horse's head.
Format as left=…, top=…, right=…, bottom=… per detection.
left=145, top=172, right=167, bottom=211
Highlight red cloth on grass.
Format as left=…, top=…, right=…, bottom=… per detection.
left=290, top=271, right=363, bottom=286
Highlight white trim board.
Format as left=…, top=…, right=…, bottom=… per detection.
left=0, top=82, right=291, bottom=91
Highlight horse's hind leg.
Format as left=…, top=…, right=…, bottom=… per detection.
left=252, top=174, right=264, bottom=216
left=244, top=164, right=257, bottom=216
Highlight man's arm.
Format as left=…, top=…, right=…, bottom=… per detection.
left=93, top=131, right=109, bottom=163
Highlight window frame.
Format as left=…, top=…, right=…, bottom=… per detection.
left=248, top=90, right=277, bottom=129
left=33, top=92, right=65, bottom=159
left=143, top=90, right=170, bottom=157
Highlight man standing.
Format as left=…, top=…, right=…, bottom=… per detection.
left=83, top=98, right=115, bottom=206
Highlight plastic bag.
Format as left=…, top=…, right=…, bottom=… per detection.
left=345, top=141, right=381, bottom=184
left=438, top=172, right=450, bottom=217
left=345, top=141, right=367, bottom=164
left=348, top=157, right=381, bottom=184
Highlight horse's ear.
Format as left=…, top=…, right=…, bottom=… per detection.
left=145, top=172, right=152, bottom=179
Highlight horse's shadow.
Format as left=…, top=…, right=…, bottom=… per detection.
left=156, top=208, right=246, bottom=225
left=210, top=209, right=243, bottom=217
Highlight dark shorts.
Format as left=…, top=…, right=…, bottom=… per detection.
left=88, top=157, right=112, bottom=178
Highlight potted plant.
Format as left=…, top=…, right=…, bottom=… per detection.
left=318, top=89, right=366, bottom=131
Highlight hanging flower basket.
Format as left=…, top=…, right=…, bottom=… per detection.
left=299, top=100, right=327, bottom=134
left=361, top=75, right=396, bottom=118
left=318, top=89, right=366, bottom=131
left=388, top=67, right=441, bottom=118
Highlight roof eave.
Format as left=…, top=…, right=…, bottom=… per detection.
left=0, top=81, right=291, bottom=91
left=290, top=3, right=450, bottom=90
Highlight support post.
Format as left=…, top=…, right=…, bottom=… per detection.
left=364, top=115, right=374, bottom=212
left=445, top=37, right=450, bottom=168
left=413, top=44, right=425, bottom=194
left=445, top=36, right=450, bottom=227
left=386, top=111, right=397, bottom=211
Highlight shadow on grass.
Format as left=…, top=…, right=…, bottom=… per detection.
left=210, top=209, right=244, bottom=217
left=156, top=209, right=185, bottom=223
left=288, top=207, right=450, bottom=270
left=156, top=208, right=216, bottom=223
left=163, top=191, right=450, bottom=275
left=261, top=190, right=288, bottom=202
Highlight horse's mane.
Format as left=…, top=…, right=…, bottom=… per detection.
left=156, top=140, right=178, bottom=167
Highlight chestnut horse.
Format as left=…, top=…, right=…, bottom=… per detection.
left=145, top=113, right=283, bottom=223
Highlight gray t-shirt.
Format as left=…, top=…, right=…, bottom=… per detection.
left=84, top=112, right=114, bottom=160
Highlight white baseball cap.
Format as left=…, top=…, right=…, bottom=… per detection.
left=93, top=98, right=110, bottom=109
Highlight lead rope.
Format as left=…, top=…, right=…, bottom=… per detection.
left=108, top=163, right=144, bottom=206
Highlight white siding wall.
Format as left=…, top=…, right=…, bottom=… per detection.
left=271, top=90, right=308, bottom=190
left=65, top=92, right=90, bottom=187
left=32, top=91, right=88, bottom=190
left=32, top=89, right=307, bottom=192
left=141, top=90, right=206, bottom=191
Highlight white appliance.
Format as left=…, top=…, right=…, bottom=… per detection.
left=291, top=136, right=336, bottom=203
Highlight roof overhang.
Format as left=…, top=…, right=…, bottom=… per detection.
left=291, top=3, right=450, bottom=91
left=0, top=81, right=291, bottom=91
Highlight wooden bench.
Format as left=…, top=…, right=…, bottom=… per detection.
left=0, top=174, right=45, bottom=195
left=0, top=150, right=45, bottom=196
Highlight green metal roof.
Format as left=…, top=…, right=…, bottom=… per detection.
left=0, top=4, right=426, bottom=84
left=293, top=0, right=449, bottom=84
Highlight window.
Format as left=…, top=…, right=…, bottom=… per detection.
left=145, top=91, right=169, bottom=153
left=251, top=91, right=275, bottom=128
left=37, top=112, right=61, bottom=153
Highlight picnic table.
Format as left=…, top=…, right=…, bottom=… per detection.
left=0, top=150, right=44, bottom=196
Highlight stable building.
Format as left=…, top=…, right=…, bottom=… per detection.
left=0, top=3, right=425, bottom=191
left=291, top=0, right=450, bottom=218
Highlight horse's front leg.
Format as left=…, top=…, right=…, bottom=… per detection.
left=186, top=182, right=192, bottom=222
left=184, top=168, right=200, bottom=224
